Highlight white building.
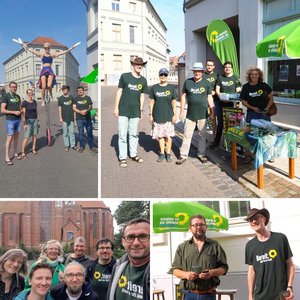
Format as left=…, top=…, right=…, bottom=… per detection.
left=152, top=200, right=300, bottom=299
left=83, top=0, right=98, bottom=105
left=183, top=0, right=300, bottom=128
left=3, top=36, right=80, bottom=100
left=100, top=0, right=168, bottom=85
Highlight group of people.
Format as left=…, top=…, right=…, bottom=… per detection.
left=0, top=217, right=150, bottom=300
left=171, top=209, right=294, bottom=300
left=114, top=56, right=275, bottom=166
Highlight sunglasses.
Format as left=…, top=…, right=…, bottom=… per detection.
left=160, top=73, right=168, bottom=77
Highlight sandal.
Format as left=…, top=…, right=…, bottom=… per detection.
left=5, top=160, right=13, bottom=166
left=198, top=156, right=208, bottom=163
left=21, top=152, right=27, bottom=159
left=32, top=150, right=39, bottom=156
left=131, top=156, right=143, bottom=163
left=14, top=154, right=22, bottom=160
left=119, top=159, right=127, bottom=168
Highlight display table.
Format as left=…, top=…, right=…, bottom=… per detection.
left=225, top=126, right=298, bottom=189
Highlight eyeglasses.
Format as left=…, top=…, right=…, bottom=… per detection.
left=160, top=73, right=168, bottom=77
left=123, top=234, right=150, bottom=243
left=64, top=273, right=84, bottom=279
left=190, top=223, right=206, bottom=228
left=98, top=246, right=112, bottom=250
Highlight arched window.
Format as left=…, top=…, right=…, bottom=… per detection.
left=9, top=218, right=15, bottom=241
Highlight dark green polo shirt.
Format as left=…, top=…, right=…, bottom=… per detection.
left=216, top=74, right=241, bottom=94
left=171, top=237, right=228, bottom=290
left=182, top=77, right=212, bottom=121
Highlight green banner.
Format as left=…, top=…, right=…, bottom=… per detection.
left=81, top=68, right=98, bottom=84
left=206, top=19, right=240, bottom=77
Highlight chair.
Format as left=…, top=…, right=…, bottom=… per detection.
left=216, top=289, right=237, bottom=300
left=152, top=289, right=165, bottom=300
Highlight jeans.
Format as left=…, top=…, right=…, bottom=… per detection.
left=183, top=290, right=216, bottom=300
left=76, top=119, right=94, bottom=148
left=180, top=118, right=207, bottom=158
left=62, top=121, right=76, bottom=147
left=118, top=116, right=139, bottom=160
left=246, top=110, right=271, bottom=123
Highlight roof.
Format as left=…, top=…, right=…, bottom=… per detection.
left=29, top=36, right=66, bottom=48
left=77, top=201, right=110, bottom=209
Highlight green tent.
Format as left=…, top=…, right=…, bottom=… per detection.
left=256, top=19, right=300, bottom=58
left=81, top=68, right=98, bottom=84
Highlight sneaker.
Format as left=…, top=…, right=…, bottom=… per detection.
left=166, top=154, right=172, bottom=162
left=41, top=101, right=45, bottom=107
left=198, top=156, right=208, bottom=163
left=157, top=153, right=164, bottom=162
left=176, top=157, right=187, bottom=165
left=64, top=146, right=69, bottom=152
left=71, top=146, right=79, bottom=151
left=78, top=147, right=84, bottom=153
left=90, top=147, right=98, bottom=153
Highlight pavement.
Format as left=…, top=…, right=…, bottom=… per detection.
left=0, top=101, right=98, bottom=198
left=102, top=86, right=254, bottom=198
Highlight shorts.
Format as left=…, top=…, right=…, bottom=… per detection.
left=24, top=119, right=38, bottom=138
left=6, top=119, right=21, bottom=136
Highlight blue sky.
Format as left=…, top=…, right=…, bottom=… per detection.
left=151, top=0, right=185, bottom=57
left=0, top=0, right=87, bottom=82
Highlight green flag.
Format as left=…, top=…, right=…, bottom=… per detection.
left=81, top=68, right=98, bottom=84
left=206, top=19, right=240, bottom=77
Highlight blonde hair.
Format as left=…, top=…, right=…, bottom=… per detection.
left=43, top=42, right=51, bottom=48
left=245, top=66, right=264, bottom=83
left=39, top=240, right=63, bottom=261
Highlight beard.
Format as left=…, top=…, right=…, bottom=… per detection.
left=193, top=231, right=206, bottom=241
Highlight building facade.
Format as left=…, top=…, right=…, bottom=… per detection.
left=101, top=0, right=168, bottom=85
left=83, top=0, right=98, bottom=105
left=183, top=0, right=300, bottom=128
left=0, top=201, right=114, bottom=257
left=3, top=36, right=80, bottom=100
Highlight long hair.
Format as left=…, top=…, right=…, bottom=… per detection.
left=0, top=248, right=28, bottom=274
left=245, top=66, right=264, bottom=83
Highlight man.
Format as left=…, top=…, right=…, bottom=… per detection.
left=171, top=215, right=228, bottom=300
left=87, top=238, right=116, bottom=300
left=58, top=85, right=77, bottom=151
left=245, top=208, right=295, bottom=300
left=210, top=61, right=241, bottom=149
left=1, top=81, right=22, bottom=165
left=64, top=237, right=93, bottom=270
left=73, top=86, right=98, bottom=153
left=50, top=262, right=98, bottom=300
left=114, top=56, right=148, bottom=168
left=106, top=218, right=150, bottom=300
left=15, top=262, right=53, bottom=300
left=176, top=62, right=215, bottom=165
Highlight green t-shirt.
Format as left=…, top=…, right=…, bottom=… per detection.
left=149, top=84, right=177, bottom=123
left=204, top=72, right=218, bottom=91
left=73, top=95, right=93, bottom=120
left=91, top=262, right=112, bottom=300
left=115, top=263, right=148, bottom=300
left=216, top=74, right=241, bottom=94
left=245, top=232, right=293, bottom=300
left=118, top=72, right=148, bottom=118
left=182, top=77, right=212, bottom=121
left=240, top=82, right=272, bottom=111
left=171, top=237, right=228, bottom=290
left=2, top=92, right=21, bottom=120
left=58, top=95, right=74, bottom=122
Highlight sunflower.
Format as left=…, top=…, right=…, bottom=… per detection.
left=269, top=249, right=277, bottom=259
left=175, top=212, right=189, bottom=225
left=118, top=275, right=127, bottom=288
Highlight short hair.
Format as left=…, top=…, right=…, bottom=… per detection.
left=76, top=86, right=84, bottom=91
left=0, top=249, right=28, bottom=274
left=245, top=66, right=264, bottom=83
left=123, top=218, right=150, bottom=236
left=96, top=238, right=114, bottom=251
left=206, top=59, right=215, bottom=65
left=189, top=215, right=206, bottom=226
left=223, top=61, right=233, bottom=68
left=39, top=240, right=63, bottom=261
left=9, top=81, right=17, bottom=87
left=74, top=236, right=86, bottom=245
left=64, top=261, right=85, bottom=275
left=29, top=262, right=53, bottom=279
left=26, top=89, right=33, bottom=95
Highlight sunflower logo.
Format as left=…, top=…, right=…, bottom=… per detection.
left=68, top=100, right=72, bottom=104
left=277, top=36, right=285, bottom=54
left=138, top=84, right=143, bottom=90
left=200, top=87, right=205, bottom=93
left=175, top=212, right=189, bottom=225
left=212, top=214, right=223, bottom=227
left=118, top=275, right=127, bottom=288
left=229, top=81, right=234, bottom=86
left=165, top=91, right=171, bottom=96
left=210, top=30, right=218, bottom=43
left=258, top=90, right=263, bottom=95
left=94, top=271, right=101, bottom=280
left=269, top=249, right=277, bottom=259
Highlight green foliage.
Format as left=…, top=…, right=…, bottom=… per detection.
left=63, top=243, right=72, bottom=255
left=0, top=246, right=9, bottom=256
left=19, top=241, right=40, bottom=260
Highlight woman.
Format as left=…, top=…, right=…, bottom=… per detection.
left=149, top=68, right=177, bottom=162
left=0, top=249, right=27, bottom=300
left=22, top=42, right=75, bottom=106
left=25, top=240, right=65, bottom=288
left=21, top=89, right=39, bottom=158
left=240, top=66, right=275, bottom=163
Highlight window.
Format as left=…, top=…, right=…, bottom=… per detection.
left=55, top=64, right=60, bottom=76
left=229, top=201, right=250, bottom=218
left=113, top=55, right=122, bottom=70
left=36, top=64, right=41, bottom=76
left=102, top=212, right=106, bottom=237
left=9, top=218, right=15, bottom=241
left=129, top=25, right=135, bottom=43
left=112, top=0, right=120, bottom=11
left=112, top=23, right=121, bottom=41
left=67, top=232, right=74, bottom=240
left=93, top=213, right=97, bottom=238
left=129, top=2, right=136, bottom=13
left=199, top=201, right=220, bottom=212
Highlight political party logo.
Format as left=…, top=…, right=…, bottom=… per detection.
left=175, top=212, right=189, bottom=225
left=165, top=90, right=171, bottom=96
left=209, top=29, right=229, bottom=44
left=258, top=89, right=263, bottom=95
left=128, top=84, right=141, bottom=91
left=256, top=249, right=278, bottom=263
left=118, top=275, right=127, bottom=288
left=159, top=212, right=189, bottom=228
left=10, top=96, right=20, bottom=103
left=138, top=84, right=143, bottom=90
left=191, top=87, right=206, bottom=94
left=221, top=80, right=234, bottom=87
left=212, top=214, right=223, bottom=227
left=94, top=271, right=101, bottom=280
left=155, top=91, right=171, bottom=97
left=249, top=90, right=263, bottom=97
left=78, top=100, right=88, bottom=105
left=268, top=35, right=285, bottom=56
left=207, top=77, right=215, bottom=83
